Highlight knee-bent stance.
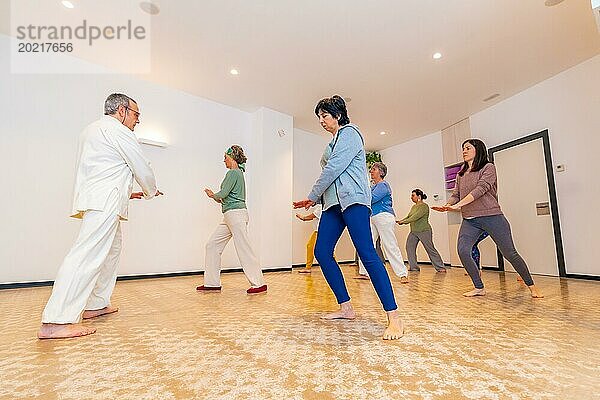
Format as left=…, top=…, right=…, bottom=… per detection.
left=315, top=204, right=397, bottom=311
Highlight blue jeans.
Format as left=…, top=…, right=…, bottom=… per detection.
left=315, top=204, right=398, bottom=312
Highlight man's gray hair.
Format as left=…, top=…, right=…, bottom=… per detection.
left=104, top=93, right=136, bottom=115
left=371, top=162, right=387, bottom=178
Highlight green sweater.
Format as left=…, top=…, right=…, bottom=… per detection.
left=213, top=168, right=246, bottom=213
left=399, top=202, right=432, bottom=233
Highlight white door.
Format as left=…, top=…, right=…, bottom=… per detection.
left=493, top=138, right=558, bottom=276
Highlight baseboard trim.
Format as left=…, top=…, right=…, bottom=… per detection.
left=564, top=273, right=600, bottom=281
left=4, top=265, right=598, bottom=290
left=291, top=261, right=356, bottom=268
left=417, top=261, right=453, bottom=267
left=0, top=266, right=294, bottom=290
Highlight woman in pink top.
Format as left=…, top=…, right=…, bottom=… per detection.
left=433, top=139, right=543, bottom=298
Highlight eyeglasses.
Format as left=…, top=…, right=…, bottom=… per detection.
left=125, top=106, right=141, bottom=119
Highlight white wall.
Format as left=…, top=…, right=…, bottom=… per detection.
left=0, top=35, right=293, bottom=284
left=380, top=132, right=451, bottom=263
left=470, top=54, right=600, bottom=276
left=248, top=108, right=293, bottom=270
left=291, top=128, right=356, bottom=265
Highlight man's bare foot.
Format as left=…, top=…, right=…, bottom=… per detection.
left=37, top=323, right=96, bottom=339
left=399, top=276, right=409, bottom=284
left=463, top=288, right=487, bottom=297
left=298, top=268, right=312, bottom=274
left=321, top=301, right=356, bottom=320
left=82, top=306, right=119, bottom=319
left=528, top=285, right=544, bottom=298
left=353, top=274, right=370, bottom=280
left=383, top=310, right=404, bottom=340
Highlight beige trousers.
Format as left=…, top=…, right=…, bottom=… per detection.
left=358, top=212, right=408, bottom=278
left=203, top=209, right=265, bottom=288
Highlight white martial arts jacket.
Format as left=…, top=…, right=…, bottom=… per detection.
left=70, top=115, right=157, bottom=220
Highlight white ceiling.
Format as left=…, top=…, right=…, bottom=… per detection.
left=3, top=0, right=599, bottom=149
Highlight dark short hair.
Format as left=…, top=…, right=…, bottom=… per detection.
left=458, top=138, right=490, bottom=176
left=412, top=189, right=427, bottom=200
left=314, top=95, right=350, bottom=125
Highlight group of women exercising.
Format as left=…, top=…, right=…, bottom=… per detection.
left=200, top=95, right=543, bottom=340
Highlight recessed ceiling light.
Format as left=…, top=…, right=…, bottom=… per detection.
left=61, top=1, right=74, bottom=9
left=432, top=52, right=442, bottom=60
left=483, top=93, right=500, bottom=102
left=139, top=1, right=160, bottom=15
left=380, top=131, right=387, bottom=135
left=230, top=68, right=239, bottom=75
left=544, top=0, right=565, bottom=6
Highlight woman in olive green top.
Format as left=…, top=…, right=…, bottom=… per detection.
left=198, top=145, right=267, bottom=294
left=396, top=189, right=447, bottom=272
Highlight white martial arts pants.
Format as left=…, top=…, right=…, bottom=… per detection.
left=203, top=208, right=265, bottom=288
left=42, top=192, right=122, bottom=324
left=358, top=211, right=408, bottom=278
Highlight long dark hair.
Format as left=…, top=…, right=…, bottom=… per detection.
left=458, top=139, right=490, bottom=176
left=314, top=95, right=350, bottom=126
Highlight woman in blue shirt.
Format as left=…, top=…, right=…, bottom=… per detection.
left=357, top=162, right=409, bottom=283
left=293, top=95, right=404, bottom=340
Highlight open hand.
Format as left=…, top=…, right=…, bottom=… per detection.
left=432, top=206, right=451, bottom=212
left=204, top=188, right=215, bottom=198
left=293, top=199, right=315, bottom=210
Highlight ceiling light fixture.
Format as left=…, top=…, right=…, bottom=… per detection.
left=380, top=131, right=387, bottom=135
left=139, top=1, right=160, bottom=15
left=230, top=68, right=239, bottom=75
left=61, top=1, right=74, bottom=9
left=544, top=0, right=565, bottom=6
left=432, top=52, right=442, bottom=60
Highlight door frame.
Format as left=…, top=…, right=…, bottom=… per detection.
left=487, top=129, right=567, bottom=277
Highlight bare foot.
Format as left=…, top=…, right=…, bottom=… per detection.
left=353, top=274, right=370, bottom=280
left=528, top=285, right=544, bottom=298
left=399, top=276, right=409, bottom=284
left=383, top=311, right=404, bottom=340
left=37, top=323, right=96, bottom=339
left=298, top=268, right=312, bottom=274
left=321, top=301, right=356, bottom=320
left=463, top=288, right=487, bottom=297
left=82, top=305, right=119, bottom=319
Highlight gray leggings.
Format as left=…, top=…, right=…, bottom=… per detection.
left=458, top=214, right=534, bottom=288
left=406, top=230, right=446, bottom=271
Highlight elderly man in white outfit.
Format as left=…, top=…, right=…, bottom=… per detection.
left=357, top=162, right=409, bottom=283
left=38, top=93, right=161, bottom=339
